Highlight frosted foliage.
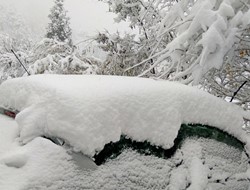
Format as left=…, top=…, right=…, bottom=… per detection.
left=0, top=38, right=99, bottom=84
left=203, top=25, right=250, bottom=110
left=103, top=0, right=250, bottom=85
left=96, top=0, right=165, bottom=77
left=155, top=0, right=250, bottom=84
left=96, top=31, right=157, bottom=76
left=29, top=54, right=98, bottom=75
left=46, top=0, right=72, bottom=44
left=101, top=0, right=250, bottom=111
left=28, top=39, right=99, bottom=75
left=0, top=6, right=33, bottom=53
left=59, top=55, right=99, bottom=75
left=30, top=38, right=72, bottom=61
left=0, top=52, right=28, bottom=83
left=0, top=7, right=33, bottom=83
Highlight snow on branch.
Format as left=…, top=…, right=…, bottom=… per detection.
left=103, top=0, right=250, bottom=85
left=145, top=0, right=250, bottom=84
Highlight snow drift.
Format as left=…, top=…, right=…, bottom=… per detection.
left=0, top=74, right=249, bottom=157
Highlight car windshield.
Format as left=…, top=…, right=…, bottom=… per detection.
left=21, top=127, right=248, bottom=190
left=94, top=124, right=245, bottom=165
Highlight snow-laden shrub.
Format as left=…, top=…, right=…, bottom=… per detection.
left=0, top=51, right=28, bottom=83
left=29, top=54, right=98, bottom=75
left=0, top=38, right=100, bottom=83
left=59, top=55, right=99, bottom=75
left=29, top=38, right=72, bottom=62
left=28, top=38, right=99, bottom=75
left=96, top=32, right=148, bottom=76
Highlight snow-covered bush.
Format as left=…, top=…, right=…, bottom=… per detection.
left=0, top=37, right=100, bottom=83
left=29, top=54, right=98, bottom=75
left=0, top=6, right=34, bottom=83
left=29, top=38, right=72, bottom=62
left=96, top=32, right=149, bottom=76
left=59, top=55, right=99, bottom=75
left=28, top=38, right=99, bottom=75
left=0, top=51, right=28, bottom=83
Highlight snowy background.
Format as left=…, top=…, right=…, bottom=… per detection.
left=0, top=0, right=133, bottom=41
left=0, top=0, right=250, bottom=189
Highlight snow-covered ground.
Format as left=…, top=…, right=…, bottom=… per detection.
left=0, top=74, right=249, bottom=189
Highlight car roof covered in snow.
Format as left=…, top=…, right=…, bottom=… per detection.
left=0, top=74, right=249, bottom=156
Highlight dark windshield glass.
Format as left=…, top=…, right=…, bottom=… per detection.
left=94, top=124, right=245, bottom=165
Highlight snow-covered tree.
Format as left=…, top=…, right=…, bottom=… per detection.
left=101, top=0, right=250, bottom=83
left=202, top=24, right=250, bottom=110
left=97, top=0, right=168, bottom=76
left=46, top=0, right=72, bottom=45
left=0, top=5, right=33, bottom=53
left=100, top=0, right=250, bottom=110
left=98, top=0, right=176, bottom=77
left=96, top=32, right=150, bottom=76
left=0, top=6, right=34, bottom=83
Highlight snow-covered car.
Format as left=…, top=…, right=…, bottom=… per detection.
left=0, top=74, right=249, bottom=190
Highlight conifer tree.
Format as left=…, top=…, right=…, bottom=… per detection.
left=46, top=0, right=72, bottom=45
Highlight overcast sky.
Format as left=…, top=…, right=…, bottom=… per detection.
left=0, top=0, right=132, bottom=42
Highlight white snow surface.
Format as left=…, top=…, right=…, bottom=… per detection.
left=0, top=74, right=249, bottom=157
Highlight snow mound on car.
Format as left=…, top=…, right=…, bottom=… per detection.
left=0, top=74, right=249, bottom=156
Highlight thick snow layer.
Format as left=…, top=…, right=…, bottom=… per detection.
left=11, top=137, right=249, bottom=190
left=0, top=137, right=78, bottom=190
left=187, top=157, right=208, bottom=190
left=0, top=74, right=249, bottom=156
left=0, top=112, right=248, bottom=190
left=0, top=115, right=19, bottom=156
